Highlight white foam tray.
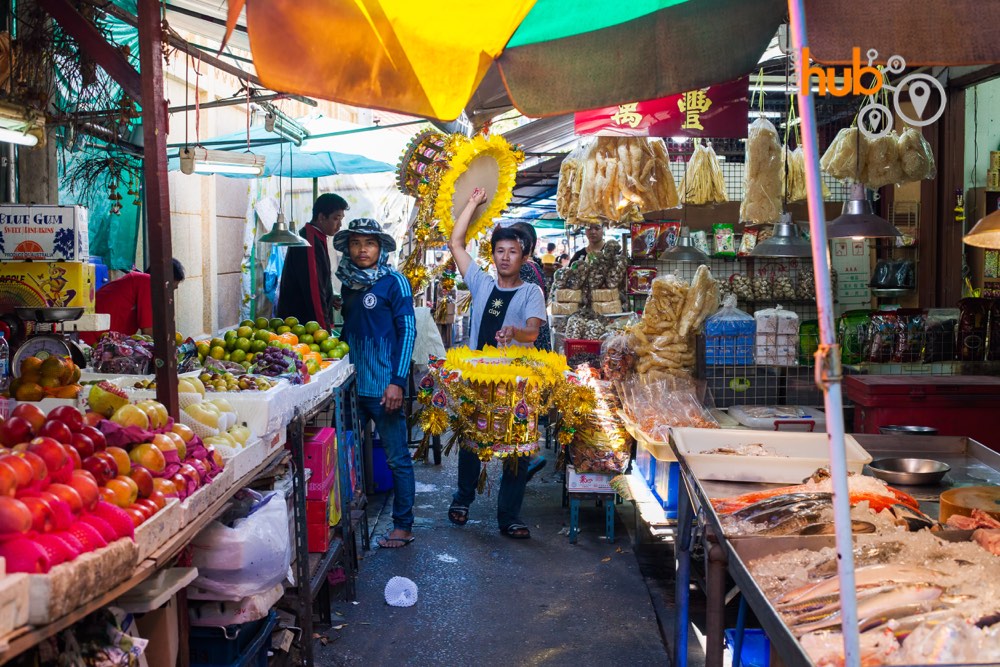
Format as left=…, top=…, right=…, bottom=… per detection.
left=670, top=427, right=872, bottom=484
left=134, top=498, right=182, bottom=562
left=0, top=573, right=29, bottom=637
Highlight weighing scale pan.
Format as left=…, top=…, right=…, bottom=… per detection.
left=15, top=307, right=84, bottom=323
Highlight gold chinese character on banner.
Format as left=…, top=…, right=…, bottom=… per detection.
left=678, top=90, right=712, bottom=131
left=610, top=103, right=643, bottom=129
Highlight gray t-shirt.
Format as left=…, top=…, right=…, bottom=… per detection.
left=464, top=263, right=547, bottom=350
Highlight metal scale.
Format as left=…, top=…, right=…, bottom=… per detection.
left=2, top=307, right=87, bottom=375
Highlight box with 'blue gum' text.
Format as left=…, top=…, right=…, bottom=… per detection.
left=0, top=205, right=89, bottom=262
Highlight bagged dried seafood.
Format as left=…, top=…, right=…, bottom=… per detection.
left=864, top=130, right=904, bottom=189
left=740, top=118, right=783, bottom=224
left=897, top=127, right=936, bottom=181
left=681, top=141, right=728, bottom=205
left=820, top=126, right=868, bottom=182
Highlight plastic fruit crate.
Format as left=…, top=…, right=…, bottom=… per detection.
left=191, top=610, right=278, bottom=667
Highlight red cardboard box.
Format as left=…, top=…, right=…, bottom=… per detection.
left=307, top=457, right=338, bottom=501
left=306, top=499, right=329, bottom=524
left=303, top=427, right=336, bottom=483
left=307, top=523, right=331, bottom=553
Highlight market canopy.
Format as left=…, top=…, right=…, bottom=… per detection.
left=166, top=124, right=394, bottom=178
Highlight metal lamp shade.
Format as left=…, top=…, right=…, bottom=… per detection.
left=664, top=235, right=709, bottom=263
left=963, top=209, right=1000, bottom=249
left=750, top=213, right=812, bottom=258
left=827, top=184, right=901, bottom=239
left=258, top=213, right=308, bottom=246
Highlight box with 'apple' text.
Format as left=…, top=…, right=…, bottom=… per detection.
left=0, top=205, right=89, bottom=262
left=0, top=261, right=96, bottom=312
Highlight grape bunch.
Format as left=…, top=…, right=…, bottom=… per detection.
left=251, top=347, right=305, bottom=382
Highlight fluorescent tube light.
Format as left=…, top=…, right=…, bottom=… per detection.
left=180, top=147, right=265, bottom=176
left=0, top=127, right=39, bottom=147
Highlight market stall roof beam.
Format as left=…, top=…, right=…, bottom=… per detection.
left=37, top=0, right=143, bottom=103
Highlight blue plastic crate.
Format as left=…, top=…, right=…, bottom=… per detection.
left=724, top=628, right=770, bottom=667
left=653, top=461, right=680, bottom=518
left=370, top=436, right=394, bottom=493
left=191, top=611, right=278, bottom=667
left=705, top=333, right=755, bottom=365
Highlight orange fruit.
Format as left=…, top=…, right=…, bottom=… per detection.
left=14, top=382, right=44, bottom=402
left=19, top=357, right=42, bottom=376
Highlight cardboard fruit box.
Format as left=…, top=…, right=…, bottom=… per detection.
left=0, top=204, right=89, bottom=262
left=0, top=261, right=96, bottom=312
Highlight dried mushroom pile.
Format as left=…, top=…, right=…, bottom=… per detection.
left=551, top=240, right=628, bottom=339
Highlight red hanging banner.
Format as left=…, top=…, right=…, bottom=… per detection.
left=574, top=76, right=750, bottom=138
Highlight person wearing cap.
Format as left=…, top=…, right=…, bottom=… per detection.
left=335, top=218, right=417, bottom=549
left=446, top=188, right=546, bottom=540
left=276, top=193, right=348, bottom=328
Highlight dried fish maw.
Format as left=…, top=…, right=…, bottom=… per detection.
left=864, top=130, right=904, bottom=189
left=821, top=126, right=869, bottom=182
left=898, top=127, right=937, bottom=181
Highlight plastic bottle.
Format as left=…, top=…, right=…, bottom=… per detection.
left=0, top=332, right=8, bottom=392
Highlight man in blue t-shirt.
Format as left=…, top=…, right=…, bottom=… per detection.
left=446, top=188, right=547, bottom=540
left=335, top=218, right=416, bottom=549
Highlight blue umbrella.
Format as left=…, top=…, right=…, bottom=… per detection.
left=166, top=125, right=393, bottom=178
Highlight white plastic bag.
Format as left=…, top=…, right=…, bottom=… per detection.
left=191, top=491, right=292, bottom=601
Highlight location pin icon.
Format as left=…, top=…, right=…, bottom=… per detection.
left=910, top=81, right=931, bottom=119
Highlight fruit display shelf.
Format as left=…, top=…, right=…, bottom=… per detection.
left=0, top=446, right=288, bottom=664
left=133, top=498, right=182, bottom=562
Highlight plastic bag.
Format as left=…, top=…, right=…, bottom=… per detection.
left=575, top=137, right=679, bottom=224
left=838, top=309, right=872, bottom=365
left=821, top=126, right=868, bottom=182
left=897, top=127, right=937, bottom=181
left=556, top=139, right=593, bottom=225
left=740, top=118, right=783, bottom=224
left=600, top=331, right=637, bottom=382
left=864, top=130, right=904, bottom=189
left=681, top=141, right=727, bottom=205
left=704, top=295, right=755, bottom=365
left=712, top=223, right=736, bottom=258
left=754, top=304, right=799, bottom=366
left=864, top=311, right=898, bottom=363
left=191, top=490, right=292, bottom=601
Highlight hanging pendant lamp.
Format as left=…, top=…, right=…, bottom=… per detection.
left=827, top=183, right=901, bottom=239
left=259, top=212, right=308, bottom=246
left=750, top=212, right=813, bottom=257
left=963, top=209, right=1000, bottom=249
left=664, top=234, right=709, bottom=263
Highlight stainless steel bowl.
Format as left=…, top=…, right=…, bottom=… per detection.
left=878, top=425, right=939, bottom=435
left=868, top=458, right=951, bottom=486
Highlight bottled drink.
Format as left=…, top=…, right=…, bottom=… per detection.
left=0, top=332, right=8, bottom=392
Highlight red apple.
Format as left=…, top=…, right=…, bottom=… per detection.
left=63, top=444, right=81, bottom=470
left=0, top=455, right=33, bottom=488
left=21, top=495, right=56, bottom=533
left=128, top=467, right=154, bottom=498
left=188, top=458, right=208, bottom=484
left=27, top=438, right=68, bottom=476
left=15, top=451, right=48, bottom=485
left=178, top=463, right=201, bottom=488
left=83, top=411, right=104, bottom=427
left=11, top=404, right=45, bottom=434
left=46, top=483, right=83, bottom=516
left=148, top=490, right=167, bottom=509
left=50, top=448, right=78, bottom=484
left=68, top=470, right=99, bottom=511
left=134, top=499, right=159, bottom=516
left=38, top=420, right=73, bottom=446
left=169, top=473, right=189, bottom=496
left=125, top=506, right=146, bottom=527
left=82, top=454, right=115, bottom=486
left=0, top=496, right=33, bottom=536
left=69, top=432, right=95, bottom=459
left=128, top=502, right=154, bottom=522
left=78, top=425, right=106, bottom=452
left=0, top=461, right=16, bottom=497
left=0, top=417, right=34, bottom=447
left=94, top=451, right=119, bottom=478
left=48, top=406, right=84, bottom=432
left=38, top=491, right=75, bottom=531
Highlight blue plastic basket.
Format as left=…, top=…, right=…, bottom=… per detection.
left=191, top=611, right=278, bottom=667
left=653, top=462, right=680, bottom=519
left=724, top=628, right=770, bottom=667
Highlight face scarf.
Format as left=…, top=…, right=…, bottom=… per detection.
left=336, top=245, right=392, bottom=289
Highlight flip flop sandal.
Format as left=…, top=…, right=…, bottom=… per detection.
left=448, top=504, right=470, bottom=526
left=500, top=523, right=531, bottom=539
left=378, top=534, right=416, bottom=549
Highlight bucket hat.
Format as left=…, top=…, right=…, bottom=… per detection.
left=333, top=218, right=397, bottom=253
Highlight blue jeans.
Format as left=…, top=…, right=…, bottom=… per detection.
left=453, top=446, right=529, bottom=529
left=358, top=395, right=414, bottom=532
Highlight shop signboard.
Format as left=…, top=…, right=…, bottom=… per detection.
left=574, top=76, right=749, bottom=138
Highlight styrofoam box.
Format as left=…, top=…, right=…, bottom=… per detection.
left=181, top=463, right=235, bottom=524
left=727, top=405, right=827, bottom=431
left=28, top=538, right=138, bottom=624
left=670, top=427, right=872, bottom=484
left=0, top=573, right=29, bottom=637
left=228, top=439, right=266, bottom=480
left=566, top=465, right=615, bottom=493
left=134, top=498, right=182, bottom=561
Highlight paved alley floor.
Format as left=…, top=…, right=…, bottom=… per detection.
left=315, top=450, right=670, bottom=666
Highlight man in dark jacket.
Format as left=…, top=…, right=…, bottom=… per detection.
left=275, top=193, right=348, bottom=328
